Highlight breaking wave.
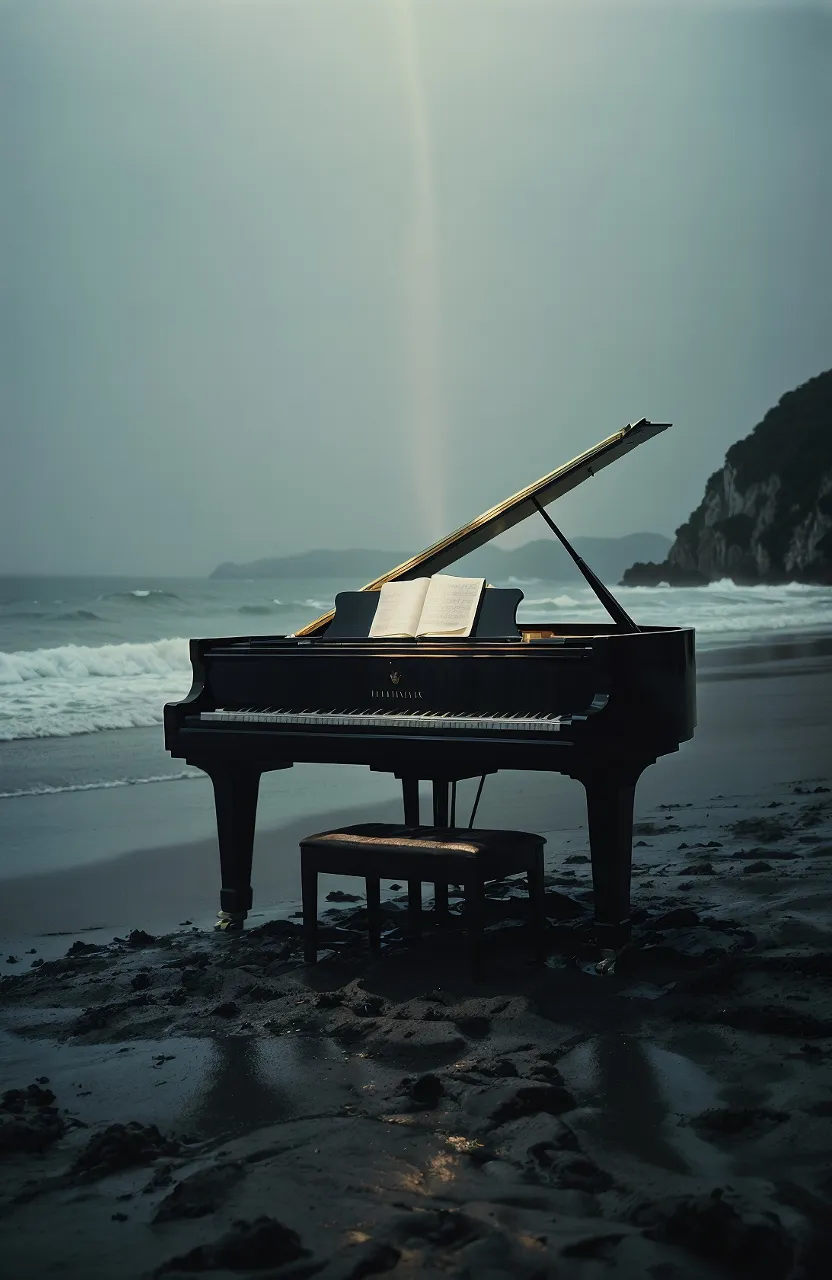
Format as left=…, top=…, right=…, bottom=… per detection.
left=0, top=638, right=192, bottom=741
left=102, top=590, right=182, bottom=603
left=0, top=770, right=204, bottom=799
left=519, top=579, right=832, bottom=637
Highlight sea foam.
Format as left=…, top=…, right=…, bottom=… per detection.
left=0, top=638, right=192, bottom=741
left=0, top=770, right=203, bottom=799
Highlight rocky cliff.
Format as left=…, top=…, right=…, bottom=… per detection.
left=622, top=368, right=832, bottom=586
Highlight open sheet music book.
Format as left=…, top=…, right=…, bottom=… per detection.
left=368, top=575, right=486, bottom=639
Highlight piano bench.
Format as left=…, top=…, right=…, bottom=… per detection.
left=299, top=823, right=547, bottom=980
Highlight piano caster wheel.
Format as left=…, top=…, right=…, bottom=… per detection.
left=214, top=909, right=246, bottom=933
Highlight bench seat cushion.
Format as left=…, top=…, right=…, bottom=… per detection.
left=300, top=823, right=545, bottom=860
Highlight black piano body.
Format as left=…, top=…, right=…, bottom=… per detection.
left=165, top=620, right=694, bottom=945
left=164, top=420, right=696, bottom=946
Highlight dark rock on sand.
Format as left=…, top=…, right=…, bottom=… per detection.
left=529, top=1145, right=614, bottom=1193
left=389, top=1207, right=483, bottom=1250
left=729, top=816, right=793, bottom=842
left=315, top=1239, right=400, bottom=1279
left=236, top=983, right=279, bottom=1002
left=66, top=940, right=104, bottom=957
left=403, top=1073, right=444, bottom=1110
left=472, top=1081, right=577, bottom=1126
left=210, top=1001, right=239, bottom=1018
left=312, top=1239, right=399, bottom=1280
left=0, top=1084, right=65, bottom=1154
left=733, top=846, right=799, bottom=860
left=156, top=1215, right=307, bottom=1273
left=690, top=1107, right=790, bottom=1137
left=70, top=1121, right=181, bottom=1180
left=73, top=1004, right=113, bottom=1033
left=126, top=929, right=157, bottom=947
left=635, top=1187, right=795, bottom=1280
left=478, top=1057, right=520, bottom=1078
left=153, top=1162, right=247, bottom=1222
left=353, top=996, right=384, bottom=1017
left=453, top=1015, right=491, bottom=1038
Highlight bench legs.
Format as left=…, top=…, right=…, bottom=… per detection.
left=465, top=875, right=486, bottom=981
left=301, top=850, right=547, bottom=977
left=407, top=880, right=422, bottom=938
left=366, top=876, right=382, bottom=953
left=528, top=848, right=546, bottom=966
left=302, top=861, right=318, bottom=964
left=433, top=882, right=450, bottom=924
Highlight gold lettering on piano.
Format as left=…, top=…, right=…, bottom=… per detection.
left=390, top=671, right=401, bottom=685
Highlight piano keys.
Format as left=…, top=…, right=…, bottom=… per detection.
left=200, top=708, right=575, bottom=734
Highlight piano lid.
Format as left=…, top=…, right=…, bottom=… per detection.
left=294, top=418, right=670, bottom=637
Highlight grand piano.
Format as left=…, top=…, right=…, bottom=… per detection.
left=165, top=420, right=695, bottom=946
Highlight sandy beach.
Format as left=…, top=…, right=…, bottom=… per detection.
left=1, top=637, right=831, bottom=1278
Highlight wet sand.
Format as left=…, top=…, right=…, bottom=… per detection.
left=1, top=638, right=831, bottom=1277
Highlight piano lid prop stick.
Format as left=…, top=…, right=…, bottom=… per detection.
left=530, top=497, right=640, bottom=634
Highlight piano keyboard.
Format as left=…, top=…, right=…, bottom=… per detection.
left=200, top=708, right=568, bottom=733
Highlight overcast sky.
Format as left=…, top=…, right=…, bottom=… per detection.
left=2, top=0, right=831, bottom=575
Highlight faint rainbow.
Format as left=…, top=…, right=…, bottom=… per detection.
left=390, top=0, right=445, bottom=538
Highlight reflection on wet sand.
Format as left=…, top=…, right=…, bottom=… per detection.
left=559, top=1032, right=730, bottom=1181
left=184, top=1035, right=330, bottom=1138
left=182, top=1033, right=379, bottom=1141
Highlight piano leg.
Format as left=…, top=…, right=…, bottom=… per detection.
left=401, top=776, right=422, bottom=938
left=464, top=873, right=486, bottom=981
left=204, top=763, right=262, bottom=932
left=432, top=782, right=451, bottom=925
left=579, top=764, right=648, bottom=948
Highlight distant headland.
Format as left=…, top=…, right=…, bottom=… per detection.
left=210, top=532, right=672, bottom=586
left=622, top=368, right=832, bottom=586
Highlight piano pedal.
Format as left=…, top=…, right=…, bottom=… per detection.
left=214, top=909, right=247, bottom=933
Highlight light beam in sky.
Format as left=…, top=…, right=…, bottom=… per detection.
left=389, top=0, right=446, bottom=540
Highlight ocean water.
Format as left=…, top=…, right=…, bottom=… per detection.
left=3, top=572, right=832, bottom=760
